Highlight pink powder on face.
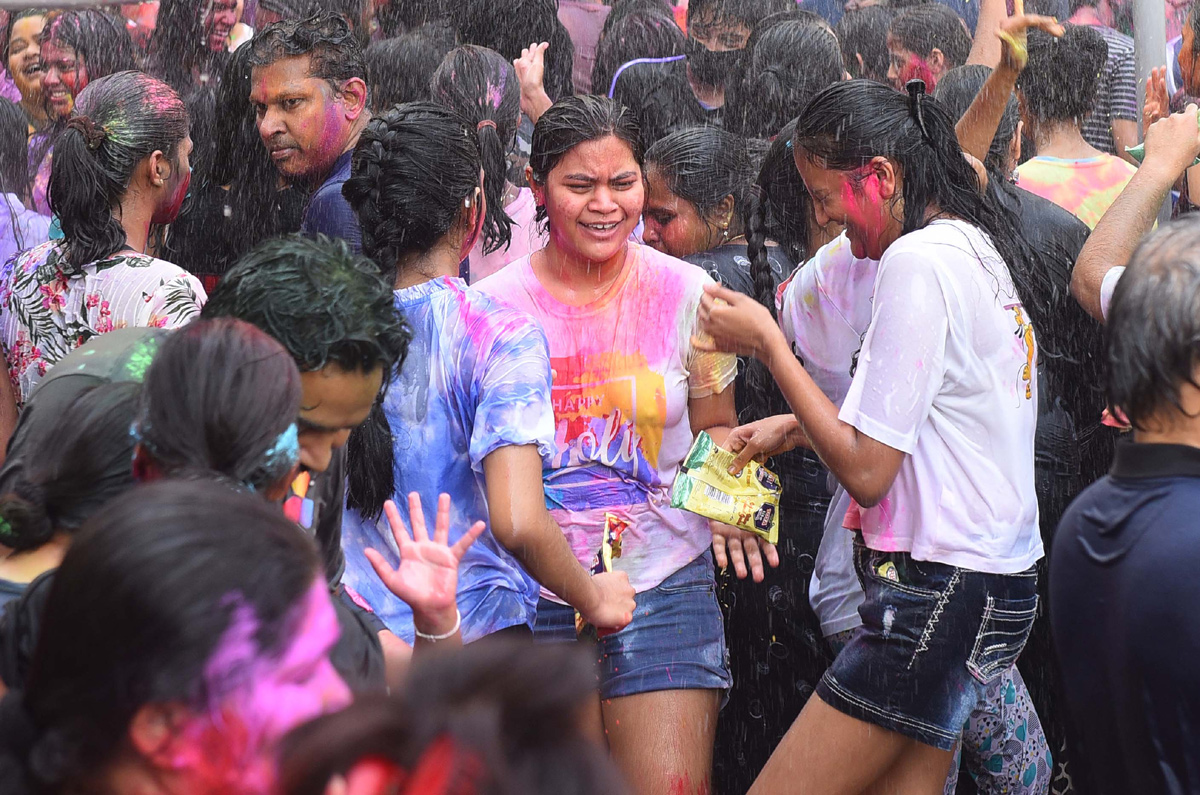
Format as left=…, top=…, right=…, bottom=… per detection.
left=840, top=172, right=885, bottom=257
left=899, top=55, right=935, bottom=90
left=174, top=580, right=350, bottom=794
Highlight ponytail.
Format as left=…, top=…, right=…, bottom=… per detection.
left=0, top=693, right=40, bottom=795
left=474, top=119, right=514, bottom=254
left=430, top=45, right=521, bottom=255
left=49, top=120, right=126, bottom=273
left=0, top=479, right=54, bottom=553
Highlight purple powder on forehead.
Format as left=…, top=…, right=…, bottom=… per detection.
left=200, top=594, right=262, bottom=704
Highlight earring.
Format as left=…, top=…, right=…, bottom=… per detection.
left=464, top=199, right=471, bottom=208
left=721, top=226, right=730, bottom=241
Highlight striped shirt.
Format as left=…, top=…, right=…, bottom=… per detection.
left=1080, top=24, right=1138, bottom=156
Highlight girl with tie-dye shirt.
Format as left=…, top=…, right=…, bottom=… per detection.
left=476, top=95, right=738, bottom=795
left=340, top=102, right=635, bottom=648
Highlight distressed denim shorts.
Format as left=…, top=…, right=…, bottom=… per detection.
left=534, top=550, right=732, bottom=701
left=816, top=533, right=1038, bottom=750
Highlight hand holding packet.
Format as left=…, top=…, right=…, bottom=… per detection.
left=670, top=431, right=782, bottom=545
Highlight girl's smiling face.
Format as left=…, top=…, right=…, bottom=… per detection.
left=795, top=150, right=901, bottom=261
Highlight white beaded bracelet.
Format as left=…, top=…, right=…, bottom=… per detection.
left=414, top=609, right=461, bottom=642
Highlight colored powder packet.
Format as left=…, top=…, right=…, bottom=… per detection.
left=670, top=431, right=781, bottom=545
left=576, top=513, right=630, bottom=641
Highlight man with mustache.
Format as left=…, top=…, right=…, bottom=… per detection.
left=248, top=12, right=368, bottom=251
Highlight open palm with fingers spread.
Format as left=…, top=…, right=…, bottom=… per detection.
left=364, top=492, right=484, bottom=623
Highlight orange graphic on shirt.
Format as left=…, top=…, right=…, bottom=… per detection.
left=549, top=352, right=667, bottom=477
left=1008, top=304, right=1035, bottom=400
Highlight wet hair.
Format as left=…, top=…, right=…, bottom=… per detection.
left=934, top=64, right=1019, bottom=177
left=40, top=10, right=137, bottom=89
left=731, top=19, right=844, bottom=139
left=247, top=11, right=367, bottom=94
left=0, top=98, right=31, bottom=234
left=1105, top=220, right=1200, bottom=431
left=0, top=383, right=138, bottom=553
left=888, top=4, right=972, bottom=68
left=259, top=0, right=371, bottom=45
left=592, top=4, right=685, bottom=99
left=837, top=6, right=894, bottom=82
left=278, top=640, right=629, bottom=795
left=365, top=24, right=456, bottom=111
left=1191, top=3, right=1200, bottom=56
left=528, top=95, right=643, bottom=230
left=49, top=71, right=189, bottom=274
left=136, top=318, right=302, bottom=493
left=687, top=0, right=787, bottom=30
left=645, top=126, right=757, bottom=239
left=203, top=234, right=411, bottom=519
left=204, top=234, right=409, bottom=377
left=1016, top=25, right=1107, bottom=126
left=145, top=0, right=228, bottom=95
left=0, top=479, right=323, bottom=794
left=345, top=102, right=482, bottom=281
left=451, top=0, right=575, bottom=100
left=431, top=46, right=520, bottom=255
left=376, top=0, right=452, bottom=38
left=793, top=79, right=1040, bottom=332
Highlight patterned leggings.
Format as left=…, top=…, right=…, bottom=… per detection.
left=827, top=630, right=1052, bottom=794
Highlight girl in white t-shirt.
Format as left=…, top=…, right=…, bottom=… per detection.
left=698, top=79, right=1044, bottom=794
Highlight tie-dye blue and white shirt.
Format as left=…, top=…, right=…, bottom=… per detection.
left=340, top=277, right=552, bottom=643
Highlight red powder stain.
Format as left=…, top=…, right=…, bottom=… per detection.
left=667, top=774, right=712, bottom=795
left=899, top=56, right=936, bottom=90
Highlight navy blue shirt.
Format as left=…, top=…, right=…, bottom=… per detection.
left=1051, top=441, right=1200, bottom=795
left=300, top=150, right=361, bottom=252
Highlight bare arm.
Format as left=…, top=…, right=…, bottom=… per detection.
left=1072, top=106, right=1200, bottom=320
left=697, top=287, right=905, bottom=508
left=1112, top=119, right=1139, bottom=165
left=483, top=445, right=634, bottom=629
left=966, top=0, right=1009, bottom=67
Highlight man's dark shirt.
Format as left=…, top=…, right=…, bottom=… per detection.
left=301, top=150, right=362, bottom=252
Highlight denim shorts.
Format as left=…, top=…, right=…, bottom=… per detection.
left=817, top=534, right=1038, bottom=750
left=534, top=550, right=732, bottom=701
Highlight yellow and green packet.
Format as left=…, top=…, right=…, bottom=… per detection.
left=670, top=431, right=782, bottom=545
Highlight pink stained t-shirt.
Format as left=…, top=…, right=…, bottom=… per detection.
left=1014, top=154, right=1137, bottom=229
left=475, top=242, right=737, bottom=595
left=469, top=188, right=545, bottom=284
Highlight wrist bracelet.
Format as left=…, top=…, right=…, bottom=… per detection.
left=414, top=608, right=461, bottom=642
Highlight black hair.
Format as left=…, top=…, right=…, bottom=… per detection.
left=793, top=79, right=1042, bottom=339
left=137, top=318, right=302, bottom=493
left=203, top=234, right=411, bottom=519
left=204, top=234, right=408, bottom=376
left=529, top=95, right=643, bottom=230
left=278, top=640, right=630, bottom=795
left=730, top=19, right=844, bottom=139
left=49, top=71, right=188, bottom=274
left=258, top=0, right=371, bottom=46
left=0, top=382, right=138, bottom=553
left=1191, top=3, right=1200, bottom=57
left=345, top=101, right=483, bottom=281
left=888, top=4, right=972, bottom=68
left=40, top=10, right=137, bottom=91
left=1068, top=0, right=1097, bottom=13
left=0, top=97, right=31, bottom=236
left=451, top=0, right=575, bottom=100
left=934, top=64, right=1020, bottom=176
left=1105, top=220, right=1200, bottom=431
left=1016, top=25, right=1107, bottom=126
left=592, top=3, right=686, bottom=98
left=376, top=0, right=452, bottom=38
left=247, top=11, right=368, bottom=93
left=431, top=46, right=520, bottom=255
left=144, top=0, right=229, bottom=96
left=837, top=6, right=894, bottom=82
left=0, top=479, right=323, bottom=794
left=365, top=24, right=456, bottom=111
left=645, top=126, right=758, bottom=239
left=687, top=0, right=787, bottom=30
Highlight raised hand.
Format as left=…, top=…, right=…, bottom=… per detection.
left=513, top=41, right=553, bottom=124
left=1144, top=66, right=1171, bottom=133
left=364, top=492, right=484, bottom=636
left=996, top=13, right=1064, bottom=72
left=694, top=282, right=784, bottom=361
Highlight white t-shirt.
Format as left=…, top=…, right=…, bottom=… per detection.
left=779, top=233, right=876, bottom=636
left=838, top=220, right=1043, bottom=574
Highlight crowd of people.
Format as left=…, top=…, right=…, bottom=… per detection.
left=0, top=0, right=1194, bottom=792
